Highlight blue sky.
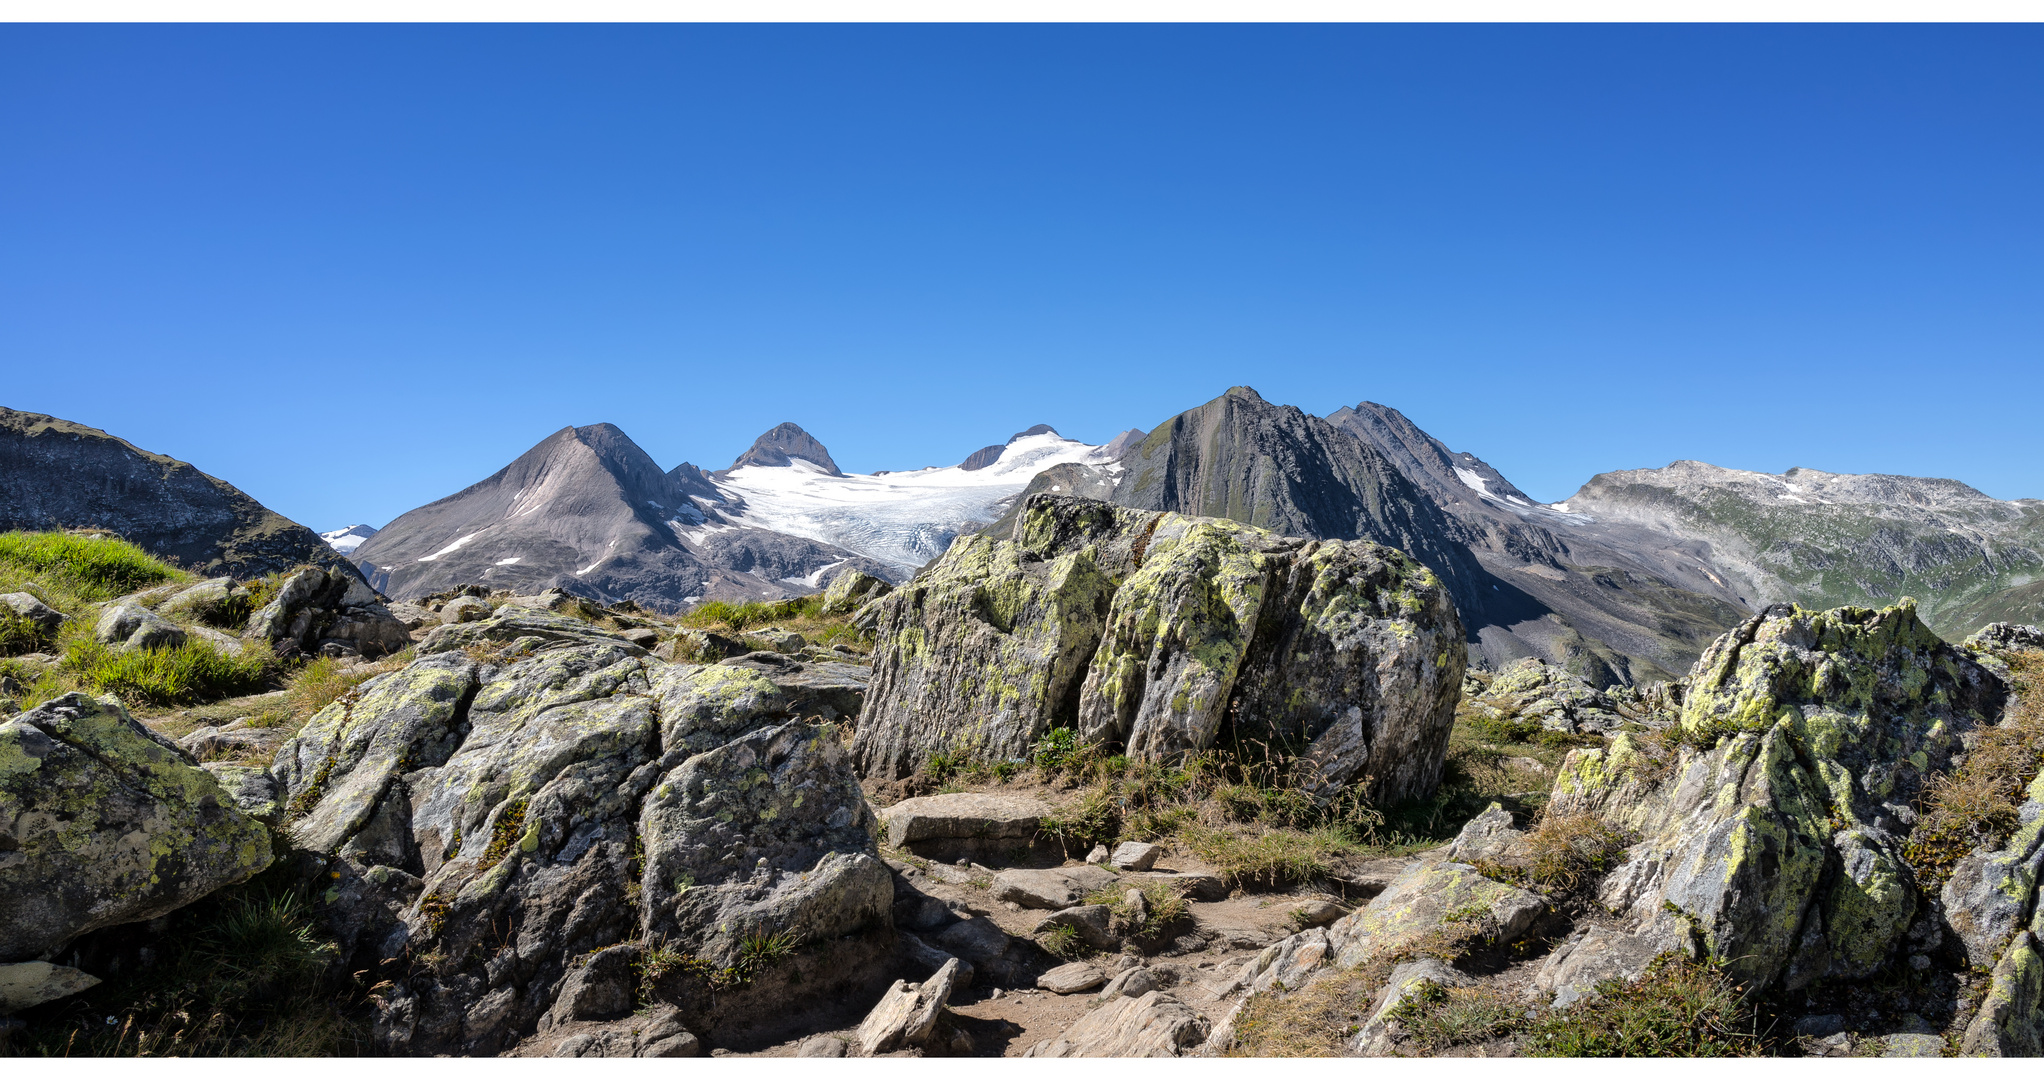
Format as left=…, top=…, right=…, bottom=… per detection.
left=2, top=24, right=2039, bottom=531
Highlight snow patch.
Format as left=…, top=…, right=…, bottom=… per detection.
left=496, top=557, right=521, bottom=566
left=418, top=532, right=482, bottom=562
left=1454, top=467, right=1496, bottom=499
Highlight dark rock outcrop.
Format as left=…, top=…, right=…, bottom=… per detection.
left=727, top=422, right=842, bottom=476
left=853, top=494, right=1465, bottom=804
left=0, top=407, right=356, bottom=580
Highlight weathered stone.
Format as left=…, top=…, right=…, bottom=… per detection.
left=1215, top=927, right=1332, bottom=999
left=640, top=719, right=892, bottom=967
left=1533, top=917, right=1691, bottom=1008
left=821, top=569, right=892, bottom=616
left=1962, top=929, right=2044, bottom=1056
left=0, top=592, right=65, bottom=636
left=855, top=495, right=1464, bottom=806
left=1967, top=623, right=2044, bottom=653
left=878, top=792, right=1050, bottom=848
left=441, top=595, right=492, bottom=623
left=714, top=651, right=869, bottom=722
left=1096, top=965, right=1159, bottom=1002
left=1463, top=657, right=1627, bottom=736
left=1326, top=861, right=1545, bottom=971
left=1884, top=1034, right=1945, bottom=1057
left=991, top=864, right=1120, bottom=909
left=1351, top=958, right=1472, bottom=1056
left=1285, top=899, right=1348, bottom=929
left=855, top=958, right=961, bottom=1055
left=542, top=944, right=637, bottom=1028
left=1442, top=803, right=1524, bottom=864
left=1038, top=961, right=1106, bottom=994
left=157, top=578, right=244, bottom=626
left=744, top=629, right=806, bottom=654
left=0, top=961, right=101, bottom=1013
left=1022, top=989, right=1209, bottom=1057
left=0, top=694, right=272, bottom=962
left=797, top=1034, right=848, bottom=1057
left=1551, top=601, right=2004, bottom=993
left=1943, top=771, right=2044, bottom=967
left=1110, top=841, right=1161, bottom=871
left=934, top=915, right=1011, bottom=963
left=200, top=762, right=285, bottom=827
left=1086, top=844, right=1109, bottom=864
left=415, top=605, right=649, bottom=659
left=244, top=566, right=408, bottom=658
left=1036, top=904, right=1117, bottom=951
left=94, top=602, right=186, bottom=651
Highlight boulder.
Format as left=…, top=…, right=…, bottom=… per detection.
left=660, top=628, right=748, bottom=663
left=821, top=569, right=892, bottom=616
left=94, top=602, right=186, bottom=651
left=1036, top=904, right=1118, bottom=951
left=1022, top=989, right=1209, bottom=1057
left=0, top=693, right=273, bottom=962
left=0, top=961, right=102, bottom=1014
left=548, top=1005, right=701, bottom=1057
left=715, top=651, right=869, bottom=721
left=1550, top=601, right=2005, bottom=992
left=744, top=629, right=806, bottom=654
left=855, top=957, right=961, bottom=1055
left=1942, top=774, right=2044, bottom=967
left=854, top=495, right=1464, bottom=806
left=200, top=762, right=286, bottom=827
left=245, top=566, right=409, bottom=658
left=540, top=944, right=638, bottom=1028
left=1464, top=657, right=1626, bottom=735
left=1963, top=929, right=2044, bottom=1056
left=934, top=915, right=1011, bottom=963
left=991, top=864, right=1120, bottom=909
left=1038, top=961, right=1106, bottom=994
left=1110, top=841, right=1161, bottom=871
left=1532, top=918, right=1692, bottom=1008
left=877, top=792, right=1050, bottom=849
left=440, top=595, right=491, bottom=623
left=0, top=592, right=65, bottom=636
left=1326, top=861, right=1545, bottom=971
left=1213, top=927, right=1333, bottom=999
left=1441, top=803, right=1525, bottom=865
left=272, top=636, right=889, bottom=1055
left=1967, top=623, right=2044, bottom=653
left=156, top=578, right=245, bottom=626
left=1096, top=965, right=1160, bottom=1002
left=1350, top=958, right=1472, bottom=1055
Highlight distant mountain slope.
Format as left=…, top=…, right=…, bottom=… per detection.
left=0, top=406, right=358, bottom=581
left=352, top=423, right=891, bottom=610
left=1560, top=461, right=2044, bottom=639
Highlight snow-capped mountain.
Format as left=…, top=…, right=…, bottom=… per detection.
left=320, top=524, right=379, bottom=555
left=689, top=425, right=1137, bottom=574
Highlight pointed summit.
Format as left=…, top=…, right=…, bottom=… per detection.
left=730, top=422, right=841, bottom=476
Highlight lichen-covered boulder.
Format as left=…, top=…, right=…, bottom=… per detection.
left=854, top=495, right=1464, bottom=805
left=1550, top=601, right=2004, bottom=992
left=821, top=568, right=892, bottom=616
left=640, top=718, right=891, bottom=966
left=1463, top=657, right=1627, bottom=735
left=272, top=629, right=888, bottom=1055
left=1325, top=860, right=1545, bottom=970
left=156, top=578, right=247, bottom=626
left=0, top=693, right=272, bottom=962
left=0, top=592, right=66, bottom=636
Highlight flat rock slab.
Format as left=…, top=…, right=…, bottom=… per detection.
left=1111, top=841, right=1161, bottom=871
left=1534, top=917, right=1688, bottom=1008
left=1038, top=962, right=1106, bottom=994
left=878, top=792, right=1051, bottom=848
left=992, top=864, right=1121, bottom=909
left=1022, top=990, right=1209, bottom=1058
left=0, top=961, right=101, bottom=1012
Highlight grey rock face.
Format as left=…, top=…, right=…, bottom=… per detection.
left=1022, top=989, right=1209, bottom=1057
left=0, top=593, right=65, bottom=636
left=820, top=568, right=892, bottom=615
left=272, top=624, right=889, bottom=1055
left=728, top=422, right=842, bottom=476
left=0, top=694, right=273, bottom=963
left=990, top=864, right=1120, bottom=910
left=854, top=494, right=1465, bottom=805
left=244, top=566, right=408, bottom=658
left=94, top=603, right=187, bottom=651
left=0, top=961, right=102, bottom=1013
left=0, top=407, right=357, bottom=581
left=1969, top=623, right=2044, bottom=652
left=876, top=792, right=1050, bottom=849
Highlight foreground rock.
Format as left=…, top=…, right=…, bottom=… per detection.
left=0, top=693, right=273, bottom=963
left=244, top=565, right=410, bottom=658
left=855, top=494, right=1465, bottom=804
left=877, top=792, right=1050, bottom=852
left=0, top=962, right=101, bottom=1013
left=270, top=605, right=889, bottom=1055
left=1022, top=989, right=1209, bottom=1057
left=1550, top=601, right=2005, bottom=992
left=854, top=957, right=961, bottom=1055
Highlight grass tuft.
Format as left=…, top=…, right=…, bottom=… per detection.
left=1905, top=649, right=2044, bottom=889
left=59, top=637, right=278, bottom=707
left=0, top=530, right=186, bottom=602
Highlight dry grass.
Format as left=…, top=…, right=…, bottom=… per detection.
left=1906, top=650, right=2044, bottom=889
left=1475, top=812, right=1632, bottom=894
left=1225, top=925, right=1478, bottom=1057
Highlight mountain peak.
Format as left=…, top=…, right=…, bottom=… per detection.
left=959, top=424, right=1064, bottom=471
left=731, top=422, right=842, bottom=476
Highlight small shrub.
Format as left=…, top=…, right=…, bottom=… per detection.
left=1038, top=923, right=1084, bottom=959
left=1477, top=812, right=1631, bottom=894
left=1181, top=823, right=1357, bottom=888
left=1386, top=980, right=1530, bottom=1052
left=1524, top=953, right=1763, bottom=1057
left=1039, top=785, right=1122, bottom=850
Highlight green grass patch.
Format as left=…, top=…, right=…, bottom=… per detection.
left=0, top=530, right=186, bottom=602
left=1524, top=953, right=1766, bottom=1057
left=1386, top=980, right=1531, bottom=1052
left=60, top=637, right=278, bottom=707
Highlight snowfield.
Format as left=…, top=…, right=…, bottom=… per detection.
left=705, top=430, right=1120, bottom=574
